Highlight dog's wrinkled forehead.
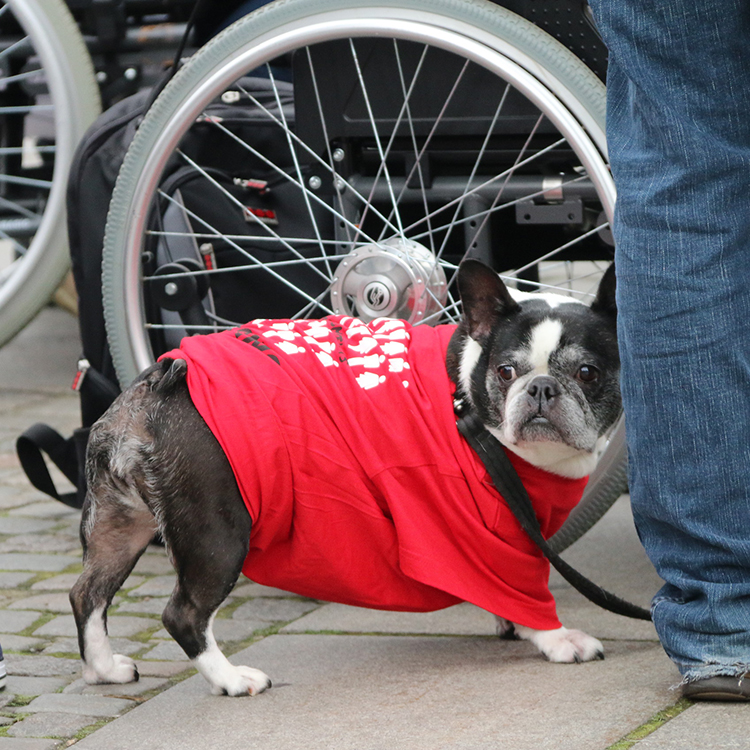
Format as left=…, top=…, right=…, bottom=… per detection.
left=494, top=295, right=614, bottom=371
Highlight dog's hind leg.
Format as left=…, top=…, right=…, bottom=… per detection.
left=156, top=386, right=271, bottom=697
left=69, top=487, right=157, bottom=684
left=69, top=376, right=161, bottom=685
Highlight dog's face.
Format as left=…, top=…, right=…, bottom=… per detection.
left=448, top=260, right=621, bottom=478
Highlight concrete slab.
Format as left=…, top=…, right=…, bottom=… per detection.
left=282, top=602, right=496, bottom=635
left=6, top=713, right=100, bottom=739
left=1, top=610, right=42, bottom=634
left=0, top=555, right=78, bottom=572
left=0, top=738, right=61, bottom=750
left=636, top=703, right=750, bottom=749
left=22, top=693, right=135, bottom=717
left=0, top=307, right=80, bottom=394
left=34, top=615, right=157, bottom=639
left=73, top=634, right=679, bottom=750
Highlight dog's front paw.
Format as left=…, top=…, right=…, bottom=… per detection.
left=83, top=654, right=139, bottom=685
left=212, top=666, right=272, bottom=697
left=515, top=625, right=604, bottom=663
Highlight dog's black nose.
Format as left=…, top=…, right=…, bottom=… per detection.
left=526, top=375, right=560, bottom=407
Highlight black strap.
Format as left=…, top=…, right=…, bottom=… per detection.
left=16, top=424, right=86, bottom=509
left=456, top=408, right=651, bottom=621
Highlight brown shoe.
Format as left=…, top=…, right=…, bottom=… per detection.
left=682, top=674, right=750, bottom=701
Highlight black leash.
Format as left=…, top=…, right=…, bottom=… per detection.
left=454, top=401, right=651, bottom=621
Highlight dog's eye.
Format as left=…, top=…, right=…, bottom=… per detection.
left=497, top=365, right=516, bottom=382
left=577, top=365, right=600, bottom=384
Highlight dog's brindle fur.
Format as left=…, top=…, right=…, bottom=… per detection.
left=70, top=362, right=271, bottom=694
left=70, top=261, right=616, bottom=696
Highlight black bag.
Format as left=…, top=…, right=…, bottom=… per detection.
left=15, top=74, right=327, bottom=508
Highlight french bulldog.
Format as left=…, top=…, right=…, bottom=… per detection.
left=69, top=259, right=620, bottom=696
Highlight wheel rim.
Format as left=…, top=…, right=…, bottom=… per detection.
left=114, top=13, right=615, bottom=380
left=0, top=0, right=79, bottom=327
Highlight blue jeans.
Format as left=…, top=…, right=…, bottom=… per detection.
left=587, top=0, right=750, bottom=680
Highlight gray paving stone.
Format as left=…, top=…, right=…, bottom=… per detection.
left=148, top=618, right=269, bottom=643
left=232, top=598, right=319, bottom=623
left=1, top=610, right=42, bottom=634
left=63, top=677, right=170, bottom=697
left=215, top=618, right=270, bottom=642
left=230, top=581, right=301, bottom=598
left=6, top=712, right=100, bottom=739
left=30, top=575, right=80, bottom=592
left=0, top=535, right=79, bottom=555
left=5, top=654, right=80, bottom=677
left=0, top=572, right=35, bottom=588
left=0, top=519, right=57, bottom=535
left=0, top=555, right=78, bottom=572
left=7, top=503, right=79, bottom=520
left=9, top=594, right=72, bottom=613
left=138, top=641, right=188, bottom=662
left=73, top=635, right=680, bottom=750
left=636, top=703, right=750, bottom=749
left=126, top=576, right=176, bottom=597
left=282, top=602, right=496, bottom=635
left=1, top=634, right=46, bottom=652
left=0, top=490, right=36, bottom=510
left=120, top=575, right=146, bottom=591
left=42, top=638, right=140, bottom=657
left=0, top=738, right=61, bottom=750
left=34, top=615, right=156, bottom=639
left=113, top=598, right=169, bottom=616
left=3, top=676, right=70, bottom=696
left=22, top=693, right=135, bottom=717
left=135, top=661, right=191, bottom=678
left=131, top=554, right=173, bottom=576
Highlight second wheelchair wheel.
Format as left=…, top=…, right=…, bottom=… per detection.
left=0, top=0, right=101, bottom=346
left=103, top=0, right=625, bottom=550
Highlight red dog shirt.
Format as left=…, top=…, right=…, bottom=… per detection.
left=163, top=316, right=588, bottom=630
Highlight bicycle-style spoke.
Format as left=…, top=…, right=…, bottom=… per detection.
left=357, top=40, right=429, bottom=243
left=0, top=173, right=53, bottom=190
left=349, top=38, right=405, bottom=235
left=304, top=46, right=353, bottom=246
left=174, top=148, right=332, bottom=285
left=0, top=67, right=45, bottom=87
left=0, top=34, right=32, bottom=62
left=147, top=229, right=352, bottom=248
left=399, top=136, right=568, bottom=236
left=433, top=85, right=511, bottom=263
left=378, top=56, right=471, bottom=238
left=265, top=63, right=331, bottom=276
left=202, top=115, right=384, bottom=247
left=234, top=79, right=403, bottom=240
left=155, top=187, right=336, bottom=315
left=143, top=254, right=351, bottom=281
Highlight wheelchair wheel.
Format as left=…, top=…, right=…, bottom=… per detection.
left=103, top=0, right=625, bottom=550
left=0, top=0, right=101, bottom=346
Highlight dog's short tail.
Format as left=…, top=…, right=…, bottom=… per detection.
left=155, top=358, right=188, bottom=394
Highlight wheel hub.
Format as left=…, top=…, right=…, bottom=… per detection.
left=330, top=238, right=447, bottom=324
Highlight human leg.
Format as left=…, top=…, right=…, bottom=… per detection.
left=587, top=0, right=750, bottom=684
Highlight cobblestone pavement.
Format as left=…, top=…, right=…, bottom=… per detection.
left=0, top=310, right=327, bottom=749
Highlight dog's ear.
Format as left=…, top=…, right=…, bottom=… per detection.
left=458, top=259, right=520, bottom=341
left=590, top=262, right=617, bottom=318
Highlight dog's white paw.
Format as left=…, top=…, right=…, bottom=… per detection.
left=210, top=665, right=272, bottom=697
left=514, top=625, right=604, bottom=663
left=83, top=654, right=139, bottom=684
